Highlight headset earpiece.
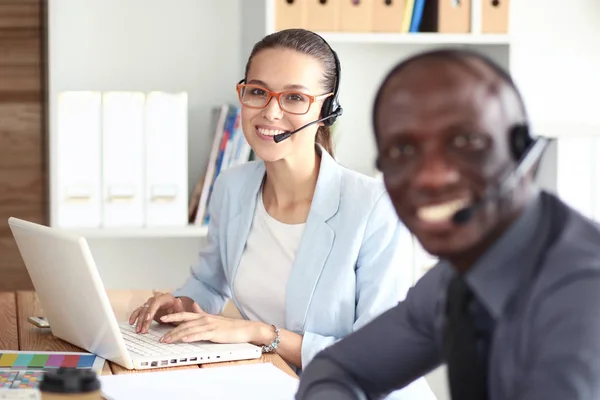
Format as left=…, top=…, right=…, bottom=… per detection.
left=321, top=101, right=343, bottom=127
left=321, top=97, right=334, bottom=126
left=509, top=123, right=533, bottom=161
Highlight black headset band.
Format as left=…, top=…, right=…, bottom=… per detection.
left=316, top=32, right=341, bottom=107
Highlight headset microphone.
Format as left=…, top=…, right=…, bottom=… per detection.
left=272, top=109, right=343, bottom=143
left=452, top=136, right=550, bottom=225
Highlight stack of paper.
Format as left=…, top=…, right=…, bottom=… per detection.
left=99, top=363, right=299, bottom=400
left=0, top=390, right=40, bottom=400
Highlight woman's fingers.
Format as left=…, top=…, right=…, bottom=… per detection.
left=161, top=320, right=212, bottom=343
left=135, top=300, right=153, bottom=333
left=132, top=293, right=185, bottom=333
left=128, top=307, right=141, bottom=325
left=179, top=331, right=213, bottom=343
left=160, top=312, right=202, bottom=324
left=141, top=295, right=168, bottom=333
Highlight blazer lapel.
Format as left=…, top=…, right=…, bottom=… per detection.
left=226, top=162, right=265, bottom=310
left=285, top=148, right=341, bottom=333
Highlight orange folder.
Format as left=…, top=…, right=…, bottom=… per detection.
left=372, top=0, right=406, bottom=32
left=306, top=0, right=341, bottom=32
left=481, top=0, right=510, bottom=33
left=339, top=0, right=374, bottom=32
left=275, top=0, right=308, bottom=31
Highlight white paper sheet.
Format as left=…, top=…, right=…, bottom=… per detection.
left=99, top=363, right=299, bottom=400
left=0, top=390, right=40, bottom=400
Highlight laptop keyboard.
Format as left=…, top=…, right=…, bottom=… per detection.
left=119, top=323, right=207, bottom=356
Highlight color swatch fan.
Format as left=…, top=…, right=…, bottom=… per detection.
left=0, top=351, right=105, bottom=390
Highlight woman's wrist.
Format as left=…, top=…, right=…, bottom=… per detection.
left=252, top=321, right=277, bottom=346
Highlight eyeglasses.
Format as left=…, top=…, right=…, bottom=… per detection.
left=236, top=83, right=333, bottom=115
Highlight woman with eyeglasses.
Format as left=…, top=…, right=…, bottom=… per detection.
left=128, top=28, right=435, bottom=399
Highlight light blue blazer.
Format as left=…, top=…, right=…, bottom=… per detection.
left=173, top=148, right=436, bottom=399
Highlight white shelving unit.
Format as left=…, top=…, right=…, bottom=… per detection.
left=46, top=1, right=243, bottom=240
left=316, top=32, right=511, bottom=45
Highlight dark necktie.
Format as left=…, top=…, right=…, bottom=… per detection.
left=443, top=274, right=489, bottom=400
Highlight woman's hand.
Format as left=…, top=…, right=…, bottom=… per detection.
left=161, top=305, right=306, bottom=368
left=128, top=292, right=199, bottom=334
left=159, top=304, right=272, bottom=345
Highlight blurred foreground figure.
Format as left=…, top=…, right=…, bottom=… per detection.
left=296, top=48, right=600, bottom=400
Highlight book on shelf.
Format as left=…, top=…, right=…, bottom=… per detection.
left=189, top=104, right=253, bottom=226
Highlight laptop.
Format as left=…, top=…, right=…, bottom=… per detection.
left=7, top=217, right=262, bottom=370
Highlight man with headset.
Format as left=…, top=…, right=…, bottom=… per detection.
left=295, top=48, right=600, bottom=400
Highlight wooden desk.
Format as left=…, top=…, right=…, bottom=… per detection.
left=0, top=291, right=297, bottom=378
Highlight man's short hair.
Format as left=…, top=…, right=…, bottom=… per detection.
left=371, top=48, right=529, bottom=142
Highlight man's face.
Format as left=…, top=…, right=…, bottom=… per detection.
left=375, top=59, right=521, bottom=260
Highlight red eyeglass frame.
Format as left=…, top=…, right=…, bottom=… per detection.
left=236, top=83, right=333, bottom=115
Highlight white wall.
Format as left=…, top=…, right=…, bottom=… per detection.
left=509, top=0, right=600, bottom=134
left=48, top=0, right=242, bottom=217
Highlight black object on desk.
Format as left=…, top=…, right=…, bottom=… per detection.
left=39, top=368, right=103, bottom=399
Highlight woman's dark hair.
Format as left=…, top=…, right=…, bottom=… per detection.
left=244, top=28, right=337, bottom=157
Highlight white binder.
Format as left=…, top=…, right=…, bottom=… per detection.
left=101, top=91, right=146, bottom=227
left=55, top=91, right=102, bottom=228
left=144, top=92, right=188, bottom=227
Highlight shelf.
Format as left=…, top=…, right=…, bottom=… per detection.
left=535, top=122, right=600, bottom=139
left=64, top=225, right=208, bottom=238
left=316, top=32, right=511, bottom=45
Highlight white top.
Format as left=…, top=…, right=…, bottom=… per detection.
left=233, top=191, right=306, bottom=328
